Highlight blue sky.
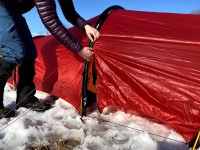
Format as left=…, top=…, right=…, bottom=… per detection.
left=23, top=0, right=200, bottom=34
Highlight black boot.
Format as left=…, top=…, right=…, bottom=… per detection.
left=0, top=58, right=16, bottom=118
left=16, top=60, right=51, bottom=112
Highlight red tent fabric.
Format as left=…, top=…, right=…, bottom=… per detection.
left=18, top=9, right=200, bottom=142
left=33, top=16, right=98, bottom=110
left=94, top=10, right=200, bottom=142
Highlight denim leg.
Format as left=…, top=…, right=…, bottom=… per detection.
left=0, top=1, right=37, bottom=64
left=15, top=15, right=37, bottom=61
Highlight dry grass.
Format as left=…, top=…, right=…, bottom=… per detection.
left=29, top=139, right=81, bottom=150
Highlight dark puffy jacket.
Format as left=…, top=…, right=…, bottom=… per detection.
left=3, top=0, right=35, bottom=14
left=3, top=0, right=87, bottom=53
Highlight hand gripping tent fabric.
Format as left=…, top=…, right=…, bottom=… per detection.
left=9, top=6, right=200, bottom=146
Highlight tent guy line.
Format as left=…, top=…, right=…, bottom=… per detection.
left=7, top=5, right=200, bottom=147
left=87, top=115, right=187, bottom=145
left=0, top=105, right=188, bottom=147
left=0, top=67, right=60, bottom=131
left=0, top=107, right=32, bottom=132
left=4, top=67, right=60, bottom=118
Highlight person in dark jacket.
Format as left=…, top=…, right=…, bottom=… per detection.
left=0, top=0, right=99, bottom=118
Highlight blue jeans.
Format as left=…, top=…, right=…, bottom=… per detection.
left=0, top=1, right=37, bottom=65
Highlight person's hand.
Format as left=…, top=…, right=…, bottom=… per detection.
left=84, top=24, right=100, bottom=42
left=78, top=47, right=94, bottom=61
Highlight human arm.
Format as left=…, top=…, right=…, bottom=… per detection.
left=58, top=0, right=99, bottom=42
left=34, top=0, right=94, bottom=60
left=34, top=0, right=82, bottom=53
left=58, top=0, right=87, bottom=31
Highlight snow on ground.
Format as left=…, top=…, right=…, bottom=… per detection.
left=0, top=84, right=193, bottom=150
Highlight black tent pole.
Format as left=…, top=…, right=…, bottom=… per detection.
left=81, top=5, right=125, bottom=118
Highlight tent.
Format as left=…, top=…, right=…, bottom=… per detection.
left=12, top=6, right=200, bottom=145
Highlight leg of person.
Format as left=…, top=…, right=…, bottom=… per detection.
left=15, top=16, right=51, bottom=112
left=0, top=1, right=24, bottom=118
left=16, top=60, right=52, bottom=112
left=0, top=58, right=16, bottom=118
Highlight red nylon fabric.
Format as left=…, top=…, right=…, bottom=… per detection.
left=33, top=16, right=98, bottom=110
left=9, top=10, right=200, bottom=143
left=33, top=28, right=85, bottom=110
left=94, top=10, right=200, bottom=142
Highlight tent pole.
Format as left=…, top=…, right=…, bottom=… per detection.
left=192, top=131, right=200, bottom=150
left=81, top=5, right=125, bottom=118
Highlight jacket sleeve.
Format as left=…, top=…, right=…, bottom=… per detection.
left=34, top=0, right=83, bottom=53
left=58, top=0, right=88, bottom=31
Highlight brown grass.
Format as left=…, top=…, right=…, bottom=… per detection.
left=29, top=139, right=81, bottom=150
